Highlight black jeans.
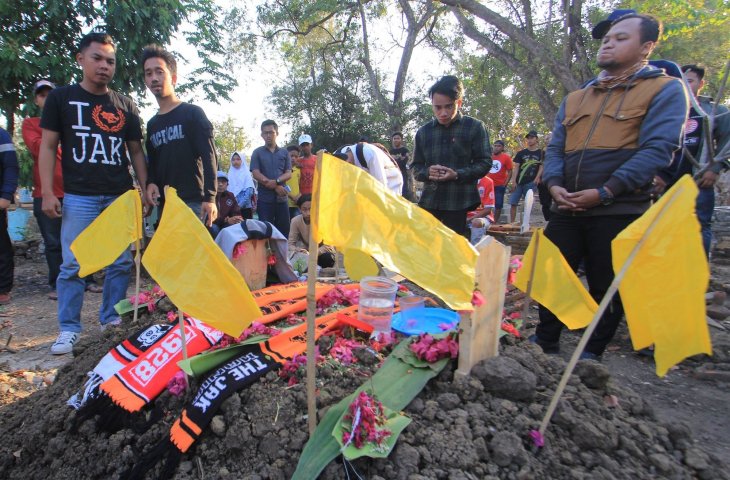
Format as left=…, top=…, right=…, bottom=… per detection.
left=537, top=182, right=552, bottom=221
left=424, top=207, right=469, bottom=237
left=0, top=209, right=13, bottom=294
left=34, top=197, right=63, bottom=288
left=535, top=212, right=639, bottom=356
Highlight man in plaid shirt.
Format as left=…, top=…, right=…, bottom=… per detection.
left=412, top=75, right=492, bottom=235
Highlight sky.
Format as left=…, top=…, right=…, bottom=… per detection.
left=139, top=2, right=464, bottom=156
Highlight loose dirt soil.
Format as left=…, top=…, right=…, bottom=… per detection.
left=0, top=217, right=729, bottom=479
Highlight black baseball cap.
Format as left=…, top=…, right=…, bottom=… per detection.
left=525, top=130, right=538, bottom=138
left=494, top=140, right=505, bottom=146
left=591, top=9, right=636, bottom=40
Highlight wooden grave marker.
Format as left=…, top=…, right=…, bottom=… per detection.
left=456, top=235, right=511, bottom=378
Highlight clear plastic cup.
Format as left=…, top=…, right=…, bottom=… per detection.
left=358, top=276, right=398, bottom=334
left=399, top=296, right=426, bottom=326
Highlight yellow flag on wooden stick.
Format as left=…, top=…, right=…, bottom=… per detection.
left=514, top=229, right=597, bottom=329
left=612, top=175, right=711, bottom=376
left=312, top=153, right=477, bottom=311
left=142, top=188, right=262, bottom=337
left=71, top=190, right=142, bottom=278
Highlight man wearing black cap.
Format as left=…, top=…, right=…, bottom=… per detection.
left=531, top=13, right=688, bottom=360
left=507, top=130, right=542, bottom=223
left=487, top=139, right=513, bottom=223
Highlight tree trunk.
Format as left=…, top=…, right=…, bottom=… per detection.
left=438, top=0, right=581, bottom=92
left=450, top=8, right=558, bottom=124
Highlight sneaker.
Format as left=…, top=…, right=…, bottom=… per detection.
left=579, top=351, right=602, bottom=362
left=85, top=283, right=103, bottom=293
left=100, top=317, right=122, bottom=332
left=48, top=290, right=58, bottom=300
left=528, top=334, right=560, bottom=354
left=50, top=331, right=79, bottom=355
left=0, top=292, right=10, bottom=305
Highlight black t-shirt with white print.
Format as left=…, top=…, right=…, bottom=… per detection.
left=146, top=102, right=217, bottom=203
left=40, top=83, right=143, bottom=195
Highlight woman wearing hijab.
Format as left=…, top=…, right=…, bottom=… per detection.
left=226, top=151, right=255, bottom=219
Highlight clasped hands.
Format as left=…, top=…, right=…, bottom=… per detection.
left=428, top=164, right=458, bottom=182
left=549, top=186, right=604, bottom=212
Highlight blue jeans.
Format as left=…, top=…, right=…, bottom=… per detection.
left=58, top=193, right=133, bottom=332
left=509, top=182, right=536, bottom=206
left=696, top=186, right=714, bottom=257
left=257, top=200, right=291, bottom=238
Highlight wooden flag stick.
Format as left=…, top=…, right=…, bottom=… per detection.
left=178, top=309, right=190, bottom=389
left=521, top=230, right=540, bottom=322
left=305, top=151, right=325, bottom=435
left=132, top=238, right=142, bottom=325
left=539, top=189, right=683, bottom=436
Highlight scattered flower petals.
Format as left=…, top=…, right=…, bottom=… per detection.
left=529, top=429, right=544, bottom=448
left=232, top=242, right=248, bottom=259
left=508, top=256, right=523, bottom=284
left=409, top=333, right=459, bottom=362
left=317, top=286, right=360, bottom=310
left=501, top=321, right=521, bottom=338
left=341, top=391, right=392, bottom=449
left=603, top=395, right=620, bottom=408
left=438, top=322, right=457, bottom=331
left=167, top=371, right=187, bottom=397
left=471, top=290, right=486, bottom=307
left=267, top=253, right=277, bottom=266
left=128, top=285, right=166, bottom=310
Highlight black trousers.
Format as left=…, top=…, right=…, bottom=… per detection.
left=34, top=197, right=63, bottom=288
left=537, top=182, right=552, bottom=221
left=535, top=212, right=639, bottom=356
left=0, top=209, right=13, bottom=294
left=424, top=207, right=469, bottom=237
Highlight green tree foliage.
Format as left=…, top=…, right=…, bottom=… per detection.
left=0, top=0, right=235, bottom=132
left=625, top=0, right=730, bottom=101
left=241, top=0, right=441, bottom=143
left=212, top=116, right=251, bottom=171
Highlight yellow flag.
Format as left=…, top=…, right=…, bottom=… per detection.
left=71, top=190, right=142, bottom=278
left=142, top=188, right=262, bottom=337
left=612, top=175, right=711, bottom=376
left=514, top=229, right=597, bottom=329
left=312, top=153, right=477, bottom=310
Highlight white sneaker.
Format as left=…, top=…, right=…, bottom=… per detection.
left=50, top=331, right=79, bottom=355
left=100, top=317, right=122, bottom=332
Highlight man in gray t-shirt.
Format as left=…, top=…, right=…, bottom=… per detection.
left=250, top=119, right=292, bottom=237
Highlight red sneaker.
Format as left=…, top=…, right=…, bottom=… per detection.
left=0, top=293, right=10, bottom=305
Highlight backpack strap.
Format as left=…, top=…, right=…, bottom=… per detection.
left=240, top=219, right=273, bottom=239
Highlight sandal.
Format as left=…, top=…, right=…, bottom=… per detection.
left=85, top=284, right=103, bottom=293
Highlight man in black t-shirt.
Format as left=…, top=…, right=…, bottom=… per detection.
left=142, top=45, right=218, bottom=226
left=38, top=32, right=151, bottom=355
left=507, top=130, right=543, bottom=223
left=389, top=131, right=411, bottom=199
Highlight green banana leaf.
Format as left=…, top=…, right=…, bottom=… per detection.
left=292, top=336, right=450, bottom=479
left=177, top=335, right=269, bottom=378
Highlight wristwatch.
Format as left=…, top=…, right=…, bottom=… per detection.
left=597, top=187, right=614, bottom=206
left=275, top=178, right=283, bottom=186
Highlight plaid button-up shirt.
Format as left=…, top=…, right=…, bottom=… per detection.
left=412, top=113, right=492, bottom=210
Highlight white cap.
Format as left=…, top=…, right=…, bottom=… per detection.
left=298, top=134, right=313, bottom=145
